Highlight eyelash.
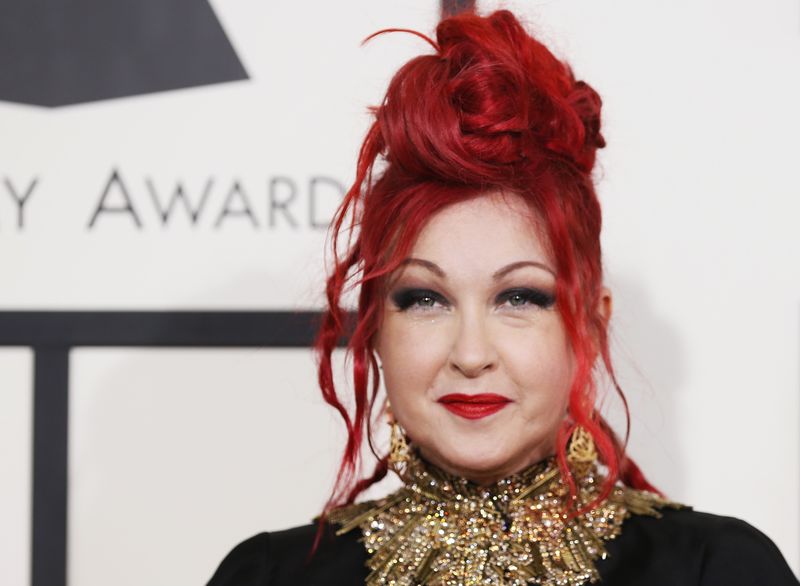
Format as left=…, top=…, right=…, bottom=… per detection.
left=390, top=287, right=556, bottom=312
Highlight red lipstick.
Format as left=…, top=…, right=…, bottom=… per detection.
left=437, top=393, right=511, bottom=420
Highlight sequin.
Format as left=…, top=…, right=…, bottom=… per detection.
left=328, top=452, right=681, bottom=586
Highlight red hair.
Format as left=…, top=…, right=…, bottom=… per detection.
left=315, top=9, right=657, bottom=519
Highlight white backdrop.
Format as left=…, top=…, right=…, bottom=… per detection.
left=0, top=1, right=798, bottom=584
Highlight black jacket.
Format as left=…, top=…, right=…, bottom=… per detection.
left=207, top=508, right=799, bottom=585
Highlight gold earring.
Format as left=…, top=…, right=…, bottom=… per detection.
left=386, top=404, right=410, bottom=468
left=567, top=425, right=597, bottom=469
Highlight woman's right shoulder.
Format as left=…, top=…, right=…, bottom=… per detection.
left=206, top=522, right=368, bottom=586
left=206, top=531, right=272, bottom=586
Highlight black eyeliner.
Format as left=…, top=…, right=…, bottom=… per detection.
left=390, top=288, right=448, bottom=311
left=496, top=287, right=556, bottom=308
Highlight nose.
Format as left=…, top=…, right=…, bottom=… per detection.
left=448, top=308, right=497, bottom=377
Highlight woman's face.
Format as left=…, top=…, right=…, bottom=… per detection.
left=375, top=192, right=577, bottom=485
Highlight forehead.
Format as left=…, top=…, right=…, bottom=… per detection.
left=409, top=192, right=553, bottom=270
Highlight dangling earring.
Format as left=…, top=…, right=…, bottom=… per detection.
left=386, top=403, right=410, bottom=469
left=567, top=425, right=597, bottom=472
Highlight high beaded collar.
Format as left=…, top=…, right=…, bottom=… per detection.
left=329, top=450, right=680, bottom=586
left=399, top=449, right=560, bottom=506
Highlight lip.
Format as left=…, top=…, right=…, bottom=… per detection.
left=437, top=393, right=511, bottom=420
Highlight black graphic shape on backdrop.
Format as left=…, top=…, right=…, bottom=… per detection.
left=441, top=0, right=476, bottom=18
left=0, top=310, right=345, bottom=586
left=0, top=0, right=248, bottom=107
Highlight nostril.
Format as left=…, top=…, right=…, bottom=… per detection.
left=448, top=314, right=498, bottom=376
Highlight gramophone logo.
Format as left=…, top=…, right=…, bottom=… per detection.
left=0, top=0, right=248, bottom=106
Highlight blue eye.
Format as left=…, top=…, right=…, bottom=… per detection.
left=497, top=288, right=555, bottom=309
left=391, top=288, right=448, bottom=311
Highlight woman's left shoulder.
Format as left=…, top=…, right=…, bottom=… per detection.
left=601, top=506, right=799, bottom=585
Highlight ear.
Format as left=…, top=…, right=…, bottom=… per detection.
left=590, top=286, right=612, bottom=357
left=596, top=286, right=612, bottom=327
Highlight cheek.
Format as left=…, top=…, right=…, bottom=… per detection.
left=498, top=320, right=574, bottom=406
left=377, top=317, right=452, bottom=416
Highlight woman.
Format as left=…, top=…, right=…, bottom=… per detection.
left=208, top=9, right=798, bottom=585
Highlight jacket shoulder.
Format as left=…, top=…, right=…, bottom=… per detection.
left=687, top=510, right=798, bottom=584
left=206, top=523, right=367, bottom=586
left=206, top=532, right=271, bottom=586
left=602, top=507, right=798, bottom=585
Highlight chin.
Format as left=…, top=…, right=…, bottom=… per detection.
left=426, top=434, right=523, bottom=481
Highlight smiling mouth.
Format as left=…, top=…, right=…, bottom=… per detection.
left=437, top=393, right=511, bottom=420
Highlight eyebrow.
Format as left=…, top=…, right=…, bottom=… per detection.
left=493, top=260, right=556, bottom=279
left=399, top=257, right=446, bottom=277
left=399, top=258, right=556, bottom=279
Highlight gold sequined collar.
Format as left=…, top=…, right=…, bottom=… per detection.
left=329, top=450, right=681, bottom=586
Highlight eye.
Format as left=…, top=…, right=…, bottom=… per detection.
left=390, top=288, right=449, bottom=312
left=496, top=287, right=556, bottom=309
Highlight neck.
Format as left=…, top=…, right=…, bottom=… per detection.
left=415, top=446, right=556, bottom=487
left=393, top=447, right=560, bottom=503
